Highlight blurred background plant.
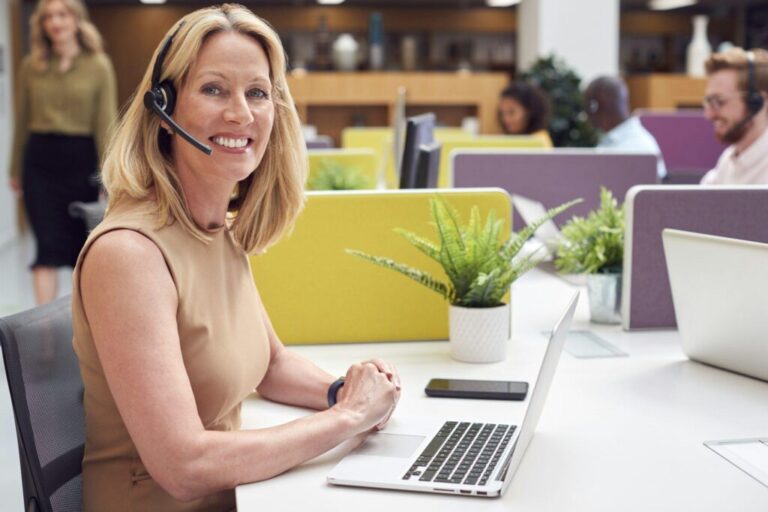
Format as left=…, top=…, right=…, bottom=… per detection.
left=521, top=54, right=598, bottom=148
left=307, top=160, right=371, bottom=191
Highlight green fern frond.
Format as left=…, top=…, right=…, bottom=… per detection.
left=394, top=228, right=440, bottom=261
left=501, top=198, right=583, bottom=260
left=461, top=269, right=505, bottom=307
left=345, top=249, right=451, bottom=301
left=554, top=188, right=624, bottom=274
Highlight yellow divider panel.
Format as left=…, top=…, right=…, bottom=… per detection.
left=250, top=189, right=511, bottom=344
left=342, top=127, right=471, bottom=189
left=439, top=135, right=548, bottom=188
left=341, top=128, right=394, bottom=188
left=307, top=149, right=379, bottom=190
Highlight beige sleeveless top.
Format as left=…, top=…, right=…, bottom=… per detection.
left=72, top=198, right=270, bottom=512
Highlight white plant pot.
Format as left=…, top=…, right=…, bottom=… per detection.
left=586, top=272, right=622, bottom=324
left=449, top=303, right=510, bottom=363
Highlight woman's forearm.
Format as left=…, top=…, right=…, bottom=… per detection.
left=256, top=348, right=336, bottom=410
left=167, top=405, right=362, bottom=501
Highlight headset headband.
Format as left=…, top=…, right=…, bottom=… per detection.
left=152, top=22, right=185, bottom=88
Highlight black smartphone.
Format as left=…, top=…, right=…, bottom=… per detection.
left=424, top=378, right=528, bottom=401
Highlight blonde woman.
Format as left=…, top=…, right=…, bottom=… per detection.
left=72, top=5, right=400, bottom=511
left=9, top=0, right=117, bottom=305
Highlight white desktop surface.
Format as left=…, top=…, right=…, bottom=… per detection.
left=236, top=270, right=768, bottom=511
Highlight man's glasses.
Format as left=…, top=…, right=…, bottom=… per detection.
left=702, top=93, right=745, bottom=110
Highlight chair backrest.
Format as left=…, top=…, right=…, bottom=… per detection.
left=440, top=135, right=547, bottom=188
left=622, top=185, right=768, bottom=330
left=250, top=189, right=511, bottom=344
left=636, top=110, right=726, bottom=179
left=0, top=296, right=84, bottom=512
left=307, top=149, right=379, bottom=190
left=68, top=201, right=107, bottom=232
left=453, top=149, right=658, bottom=229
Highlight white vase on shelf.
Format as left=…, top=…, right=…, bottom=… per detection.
left=686, top=15, right=712, bottom=78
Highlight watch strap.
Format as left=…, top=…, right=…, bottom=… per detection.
left=327, top=377, right=345, bottom=407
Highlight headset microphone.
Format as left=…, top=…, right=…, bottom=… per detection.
left=143, top=23, right=213, bottom=156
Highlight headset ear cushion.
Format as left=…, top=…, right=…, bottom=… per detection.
left=747, top=93, right=764, bottom=114
left=158, top=80, right=177, bottom=116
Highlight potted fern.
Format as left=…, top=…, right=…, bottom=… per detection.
left=554, top=187, right=624, bottom=324
left=347, top=195, right=579, bottom=363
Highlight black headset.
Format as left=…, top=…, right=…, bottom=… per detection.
left=745, top=50, right=764, bottom=115
left=143, top=22, right=212, bottom=155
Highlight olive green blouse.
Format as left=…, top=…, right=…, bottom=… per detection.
left=9, top=52, right=118, bottom=179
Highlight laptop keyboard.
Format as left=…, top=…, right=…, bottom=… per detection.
left=402, top=421, right=516, bottom=486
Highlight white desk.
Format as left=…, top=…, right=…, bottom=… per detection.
left=237, top=269, right=768, bottom=511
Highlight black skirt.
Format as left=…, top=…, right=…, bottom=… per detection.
left=22, top=133, right=99, bottom=268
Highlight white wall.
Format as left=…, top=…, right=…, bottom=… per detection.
left=518, top=0, right=619, bottom=86
left=0, top=0, right=17, bottom=248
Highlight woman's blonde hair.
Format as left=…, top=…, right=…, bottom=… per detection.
left=29, top=0, right=104, bottom=71
left=102, top=4, right=307, bottom=254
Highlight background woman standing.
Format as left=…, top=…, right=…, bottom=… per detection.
left=9, top=0, right=117, bottom=305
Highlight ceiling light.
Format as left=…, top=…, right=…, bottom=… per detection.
left=317, top=0, right=345, bottom=5
left=140, top=0, right=166, bottom=4
left=486, top=0, right=522, bottom=6
left=648, top=0, right=697, bottom=10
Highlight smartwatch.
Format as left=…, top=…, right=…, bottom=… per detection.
left=327, top=377, right=345, bottom=407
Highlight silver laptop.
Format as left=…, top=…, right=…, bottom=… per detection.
left=663, top=229, right=768, bottom=382
left=327, top=292, right=579, bottom=497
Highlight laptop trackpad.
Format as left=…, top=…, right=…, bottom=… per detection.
left=355, top=433, right=425, bottom=458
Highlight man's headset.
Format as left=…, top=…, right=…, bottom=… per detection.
left=723, top=50, right=765, bottom=141
left=143, top=23, right=212, bottom=156
left=745, top=51, right=765, bottom=115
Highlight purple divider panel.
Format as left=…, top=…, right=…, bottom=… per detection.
left=305, top=136, right=334, bottom=149
left=628, top=188, right=768, bottom=329
left=638, top=112, right=726, bottom=176
left=453, top=151, right=658, bottom=229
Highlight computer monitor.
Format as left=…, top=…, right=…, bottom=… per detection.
left=414, top=141, right=441, bottom=189
left=399, top=113, right=436, bottom=189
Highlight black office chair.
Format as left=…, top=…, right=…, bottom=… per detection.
left=0, top=296, right=85, bottom=512
left=68, top=200, right=107, bottom=233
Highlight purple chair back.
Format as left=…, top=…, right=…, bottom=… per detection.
left=637, top=111, right=726, bottom=178
left=622, top=186, right=768, bottom=330
left=452, top=150, right=658, bottom=229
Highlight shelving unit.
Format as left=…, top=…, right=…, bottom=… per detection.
left=626, top=74, right=707, bottom=111
left=287, top=72, right=508, bottom=145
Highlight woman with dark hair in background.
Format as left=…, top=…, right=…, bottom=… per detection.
left=498, top=81, right=553, bottom=147
left=8, top=0, right=117, bottom=305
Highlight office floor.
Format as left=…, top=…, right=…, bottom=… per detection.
left=0, top=234, right=74, bottom=510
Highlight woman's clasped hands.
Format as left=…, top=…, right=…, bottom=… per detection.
left=334, top=358, right=401, bottom=433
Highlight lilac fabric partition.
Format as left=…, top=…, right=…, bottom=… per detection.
left=306, top=136, right=334, bottom=149
left=452, top=150, right=658, bottom=229
left=637, top=111, right=726, bottom=177
left=622, top=186, right=768, bottom=330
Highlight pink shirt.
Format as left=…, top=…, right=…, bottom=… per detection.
left=701, top=125, right=768, bottom=185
